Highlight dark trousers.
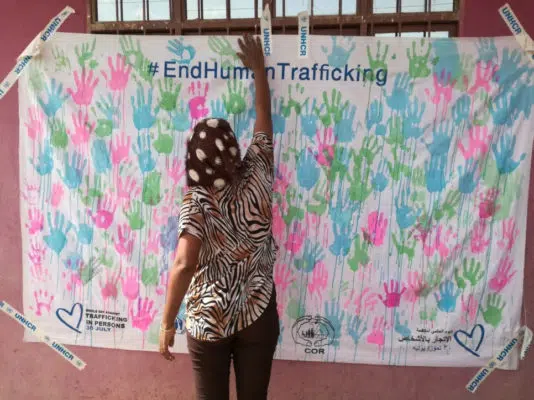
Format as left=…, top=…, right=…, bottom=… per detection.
left=187, top=293, right=280, bottom=400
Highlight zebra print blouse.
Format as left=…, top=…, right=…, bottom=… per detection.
left=178, top=133, right=278, bottom=341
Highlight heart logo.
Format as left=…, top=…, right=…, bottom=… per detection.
left=56, top=303, right=83, bottom=334
left=454, top=324, right=485, bottom=357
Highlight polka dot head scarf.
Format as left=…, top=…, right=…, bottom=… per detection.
left=185, top=118, right=242, bottom=189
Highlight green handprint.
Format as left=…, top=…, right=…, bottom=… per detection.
left=283, top=188, right=305, bottom=226
left=95, top=247, right=114, bottom=269
left=359, top=136, right=380, bottom=165
left=494, top=171, right=523, bottom=221
left=462, top=258, right=484, bottom=286
left=387, top=146, right=411, bottom=182
left=52, top=46, right=71, bottom=72
left=75, top=38, right=97, bottom=69
left=406, top=39, right=432, bottom=79
left=93, top=96, right=117, bottom=137
left=28, top=62, right=46, bottom=93
left=348, top=162, right=372, bottom=202
left=455, top=53, right=476, bottom=91
left=482, top=151, right=499, bottom=187
left=420, top=261, right=443, bottom=298
left=208, top=37, right=239, bottom=60
left=481, top=293, right=505, bottom=328
left=119, top=36, right=153, bottom=84
left=78, top=176, right=104, bottom=207
left=222, top=80, right=247, bottom=115
left=316, top=89, right=348, bottom=127
left=411, top=167, right=426, bottom=188
left=286, top=298, right=306, bottom=320
left=49, top=118, right=68, bottom=149
left=307, top=178, right=329, bottom=216
left=434, top=190, right=461, bottom=221
left=283, top=83, right=308, bottom=116
left=386, top=115, right=405, bottom=147
left=153, top=120, right=174, bottom=155
left=473, top=91, right=491, bottom=126
left=392, top=232, right=416, bottom=261
left=124, top=200, right=145, bottom=230
left=142, top=171, right=162, bottom=206
left=328, top=145, right=350, bottom=182
left=420, top=307, right=438, bottom=322
left=95, top=119, right=113, bottom=137
left=81, top=256, right=100, bottom=285
left=367, top=40, right=389, bottom=75
left=158, top=79, right=181, bottom=112
left=348, top=235, right=369, bottom=272
left=142, top=257, right=159, bottom=287
left=454, top=267, right=466, bottom=290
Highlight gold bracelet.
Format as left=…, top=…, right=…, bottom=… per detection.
left=160, top=324, right=176, bottom=333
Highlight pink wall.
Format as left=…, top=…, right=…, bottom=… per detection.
left=1, top=1, right=533, bottom=399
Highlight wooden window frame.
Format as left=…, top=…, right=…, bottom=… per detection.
left=87, top=0, right=461, bottom=36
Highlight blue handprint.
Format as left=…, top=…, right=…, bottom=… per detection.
left=394, top=313, right=411, bottom=338
left=171, top=100, right=191, bottom=132
left=403, top=98, right=427, bottom=139
left=329, top=185, right=358, bottom=228
left=452, top=95, right=471, bottom=125
left=174, top=302, right=187, bottom=333
left=296, top=148, right=319, bottom=190
left=134, top=134, right=156, bottom=173
left=395, top=185, right=421, bottom=230
left=434, top=280, right=461, bottom=313
left=160, top=216, right=178, bottom=254
left=91, top=139, right=111, bottom=174
left=347, top=315, right=367, bottom=346
left=432, top=39, right=461, bottom=79
left=58, top=152, right=86, bottom=189
left=76, top=222, right=94, bottom=245
left=210, top=98, right=228, bottom=119
left=63, top=252, right=83, bottom=271
left=301, top=99, right=319, bottom=139
left=494, top=48, right=529, bottom=85
left=458, top=159, right=480, bottom=194
left=371, top=160, right=389, bottom=192
left=334, top=105, right=357, bottom=143
left=426, top=120, right=453, bottom=156
left=425, top=154, right=448, bottom=193
left=476, top=38, right=498, bottom=63
left=272, top=97, right=287, bottom=135
left=321, top=37, right=355, bottom=68
left=44, top=211, right=73, bottom=255
left=324, top=300, right=345, bottom=348
left=294, top=240, right=324, bottom=273
left=38, top=78, right=68, bottom=118
left=167, top=38, right=196, bottom=65
left=386, top=73, right=413, bottom=113
left=366, top=100, right=386, bottom=136
left=491, top=133, right=526, bottom=174
left=96, top=93, right=120, bottom=124
left=31, top=140, right=53, bottom=176
left=510, top=84, right=534, bottom=120
left=234, top=113, right=251, bottom=141
left=247, top=81, right=257, bottom=120
left=490, top=91, right=514, bottom=127
left=329, top=222, right=352, bottom=257
left=131, top=85, right=159, bottom=130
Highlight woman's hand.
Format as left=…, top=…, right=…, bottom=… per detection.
left=237, top=35, right=265, bottom=72
left=159, top=325, right=176, bottom=361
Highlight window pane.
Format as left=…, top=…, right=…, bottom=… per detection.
left=286, top=0, right=308, bottom=16
left=375, top=32, right=397, bottom=37
left=231, top=0, right=255, bottom=18
left=203, top=0, right=227, bottom=19
left=97, top=0, right=116, bottom=21
left=342, top=0, right=357, bottom=15
left=374, top=0, right=396, bottom=14
left=276, top=0, right=283, bottom=16
left=123, top=0, right=144, bottom=20
left=187, top=0, right=199, bottom=19
left=431, top=31, right=450, bottom=38
left=149, top=0, right=170, bottom=20
left=431, top=0, right=453, bottom=12
left=314, top=0, right=339, bottom=15
left=402, top=0, right=425, bottom=13
left=401, top=31, right=425, bottom=37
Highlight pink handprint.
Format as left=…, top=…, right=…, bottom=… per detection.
left=188, top=81, right=209, bottom=120
left=49, top=182, right=64, bottom=208
left=153, top=190, right=176, bottom=227
left=168, top=157, right=186, bottom=185
left=121, top=267, right=140, bottom=303
left=425, top=70, right=455, bottom=111
left=29, top=290, right=54, bottom=316
left=274, top=162, right=293, bottom=195
left=68, top=110, right=95, bottom=147
left=22, top=181, right=40, bottom=205
left=404, top=271, right=427, bottom=317
left=31, top=262, right=51, bottom=283
left=379, top=280, right=406, bottom=308
left=101, top=54, right=132, bottom=91
left=28, top=238, right=47, bottom=269
left=68, top=69, right=99, bottom=106
left=458, top=126, right=491, bottom=159
left=145, top=229, right=160, bottom=255
left=63, top=270, right=82, bottom=297
left=352, top=287, right=379, bottom=315
left=88, top=191, right=117, bottom=229
left=114, top=224, right=136, bottom=258
left=117, top=175, right=141, bottom=205
left=156, top=271, right=169, bottom=296
left=467, top=61, right=498, bottom=95
left=436, top=225, right=457, bottom=259
left=470, top=220, right=490, bottom=254
left=274, top=263, right=295, bottom=295
left=285, top=223, right=306, bottom=253
left=489, top=255, right=516, bottom=293
left=99, top=268, right=121, bottom=303
left=367, top=316, right=385, bottom=351
left=314, top=128, right=335, bottom=167
left=130, top=297, right=157, bottom=332
left=272, top=204, right=286, bottom=243
left=498, top=218, right=518, bottom=252
left=111, top=131, right=131, bottom=166
left=361, top=211, right=388, bottom=246
left=461, top=294, right=478, bottom=324
left=26, top=208, right=44, bottom=235
left=307, top=261, right=328, bottom=304
left=478, top=188, right=500, bottom=219
left=25, top=106, right=44, bottom=141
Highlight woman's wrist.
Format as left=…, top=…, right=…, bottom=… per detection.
left=161, top=321, right=176, bottom=331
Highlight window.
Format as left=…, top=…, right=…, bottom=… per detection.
left=88, top=0, right=459, bottom=37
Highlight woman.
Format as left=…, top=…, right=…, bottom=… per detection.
left=159, top=35, right=279, bottom=400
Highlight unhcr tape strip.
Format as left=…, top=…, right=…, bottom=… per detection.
left=465, top=326, right=532, bottom=393
left=0, top=301, right=86, bottom=370
left=499, top=3, right=534, bottom=63
left=0, top=6, right=75, bottom=100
